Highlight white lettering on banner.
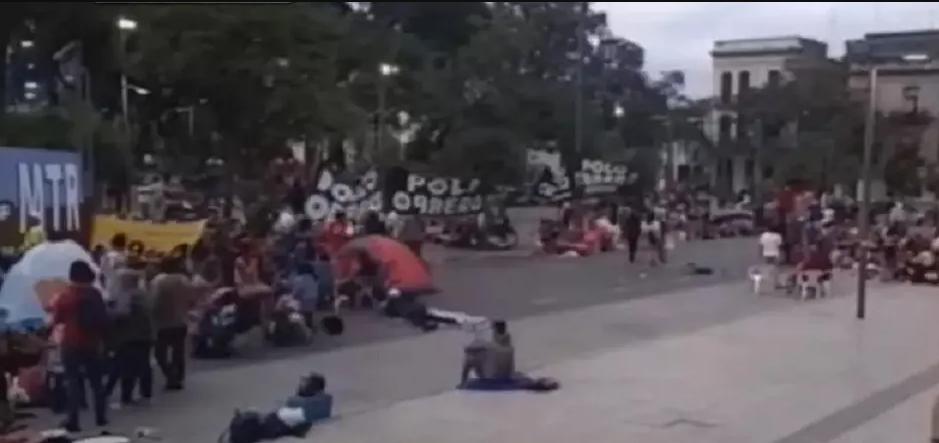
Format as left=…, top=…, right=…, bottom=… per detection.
left=392, top=192, right=410, bottom=212
left=316, top=170, right=335, bottom=192
left=413, top=194, right=428, bottom=213
left=331, top=183, right=353, bottom=203
left=18, top=163, right=43, bottom=233
left=17, top=162, right=81, bottom=233
left=362, top=170, right=378, bottom=191
left=428, top=197, right=443, bottom=215
left=427, top=178, right=448, bottom=196
left=65, top=163, right=80, bottom=231
left=45, top=164, right=62, bottom=230
left=467, top=179, right=480, bottom=193
left=443, top=197, right=457, bottom=214
left=449, top=178, right=464, bottom=197
left=305, top=194, right=330, bottom=221
left=406, top=174, right=426, bottom=192
left=392, top=191, right=482, bottom=215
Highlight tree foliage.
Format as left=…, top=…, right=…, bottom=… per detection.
left=3, top=2, right=678, bottom=188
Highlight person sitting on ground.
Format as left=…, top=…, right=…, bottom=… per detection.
left=192, top=288, right=239, bottom=359
left=312, top=252, right=334, bottom=309
left=266, top=293, right=311, bottom=347
left=460, top=320, right=515, bottom=386
left=791, top=243, right=834, bottom=294
left=290, top=263, right=319, bottom=329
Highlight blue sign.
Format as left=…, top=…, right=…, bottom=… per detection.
left=0, top=147, right=89, bottom=253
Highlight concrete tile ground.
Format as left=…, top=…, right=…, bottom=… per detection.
left=16, top=268, right=937, bottom=443
left=307, top=283, right=939, bottom=443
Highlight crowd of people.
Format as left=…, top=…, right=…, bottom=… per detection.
left=756, top=188, right=939, bottom=295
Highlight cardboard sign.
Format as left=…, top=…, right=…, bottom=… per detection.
left=305, top=168, right=383, bottom=221
left=90, top=216, right=206, bottom=254
left=389, top=173, right=484, bottom=216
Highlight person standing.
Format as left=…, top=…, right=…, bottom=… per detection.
left=53, top=261, right=109, bottom=432
left=640, top=213, right=663, bottom=266
left=622, top=208, right=642, bottom=263
left=151, top=258, right=192, bottom=391
left=399, top=215, right=426, bottom=258
left=322, top=211, right=354, bottom=256
left=107, top=269, right=153, bottom=406
left=759, top=225, right=784, bottom=288
left=100, top=234, right=128, bottom=303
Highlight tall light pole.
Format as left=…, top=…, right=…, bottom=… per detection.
left=376, top=62, right=399, bottom=161
left=574, top=2, right=587, bottom=158
left=856, top=54, right=929, bottom=319
left=856, top=66, right=876, bottom=320
left=117, top=16, right=138, bottom=130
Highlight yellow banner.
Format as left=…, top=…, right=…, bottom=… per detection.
left=91, top=216, right=206, bottom=254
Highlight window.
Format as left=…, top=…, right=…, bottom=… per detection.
left=903, top=85, right=921, bottom=113
left=738, top=70, right=750, bottom=97
left=719, top=115, right=733, bottom=141
left=736, top=114, right=748, bottom=140
left=768, top=70, right=781, bottom=87
left=720, top=72, right=732, bottom=104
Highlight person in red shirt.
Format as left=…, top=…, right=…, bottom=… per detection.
left=322, top=211, right=354, bottom=256
left=53, top=260, right=108, bottom=432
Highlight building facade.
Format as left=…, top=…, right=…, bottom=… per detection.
left=706, top=36, right=830, bottom=197
left=846, top=30, right=939, bottom=198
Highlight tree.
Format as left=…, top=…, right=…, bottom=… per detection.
left=127, top=4, right=358, bottom=174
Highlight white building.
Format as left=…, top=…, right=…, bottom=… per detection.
left=846, top=30, right=939, bottom=198
left=706, top=36, right=830, bottom=197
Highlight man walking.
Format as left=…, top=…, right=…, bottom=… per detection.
left=151, top=258, right=192, bottom=391
left=622, top=208, right=642, bottom=264
left=53, top=260, right=109, bottom=432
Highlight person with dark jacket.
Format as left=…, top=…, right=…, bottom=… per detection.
left=106, top=269, right=154, bottom=405
left=53, top=260, right=109, bottom=432
left=621, top=208, right=642, bottom=263
left=151, top=258, right=192, bottom=391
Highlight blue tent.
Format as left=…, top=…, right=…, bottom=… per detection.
left=0, top=240, right=99, bottom=332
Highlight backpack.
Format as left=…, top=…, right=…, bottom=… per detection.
left=75, top=286, right=109, bottom=333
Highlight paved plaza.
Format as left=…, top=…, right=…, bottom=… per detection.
left=14, top=240, right=939, bottom=442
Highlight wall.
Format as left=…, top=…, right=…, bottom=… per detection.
left=850, top=69, right=939, bottom=164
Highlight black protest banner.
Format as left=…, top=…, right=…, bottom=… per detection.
left=304, top=168, right=383, bottom=221
left=388, top=171, right=485, bottom=216
left=576, top=159, right=629, bottom=197
left=532, top=168, right=572, bottom=203
left=531, top=159, right=630, bottom=203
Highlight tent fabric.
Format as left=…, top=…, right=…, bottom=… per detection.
left=336, top=235, right=434, bottom=294
left=0, top=240, right=100, bottom=332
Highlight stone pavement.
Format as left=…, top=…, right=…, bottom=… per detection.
left=25, top=270, right=783, bottom=441
left=305, top=282, right=939, bottom=443
left=21, top=272, right=939, bottom=443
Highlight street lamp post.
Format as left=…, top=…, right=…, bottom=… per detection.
left=856, top=66, right=877, bottom=320
left=376, top=62, right=399, bottom=161
left=117, top=16, right=138, bottom=130
left=856, top=54, right=929, bottom=320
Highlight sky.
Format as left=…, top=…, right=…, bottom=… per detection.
left=597, top=2, right=939, bottom=97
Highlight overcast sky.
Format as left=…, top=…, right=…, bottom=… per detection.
left=597, top=2, right=939, bottom=97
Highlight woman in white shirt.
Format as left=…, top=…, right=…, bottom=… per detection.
left=640, top=214, right=663, bottom=265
